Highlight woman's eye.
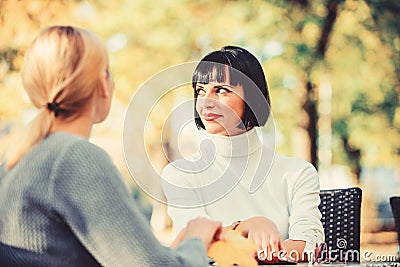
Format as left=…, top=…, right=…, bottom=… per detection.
left=196, top=88, right=205, bottom=95
left=216, top=87, right=231, bottom=94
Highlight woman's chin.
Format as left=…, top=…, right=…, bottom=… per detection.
left=204, top=125, right=226, bottom=136
left=205, top=125, right=248, bottom=136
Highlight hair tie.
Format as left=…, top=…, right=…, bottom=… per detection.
left=47, top=102, right=61, bottom=117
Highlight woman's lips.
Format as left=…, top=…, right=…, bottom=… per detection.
left=203, top=113, right=222, bottom=121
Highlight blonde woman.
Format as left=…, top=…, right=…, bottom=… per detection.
left=0, top=26, right=221, bottom=267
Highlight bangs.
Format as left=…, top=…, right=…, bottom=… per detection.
left=192, top=61, right=227, bottom=88
left=192, top=51, right=242, bottom=88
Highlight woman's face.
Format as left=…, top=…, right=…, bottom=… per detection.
left=195, top=69, right=246, bottom=136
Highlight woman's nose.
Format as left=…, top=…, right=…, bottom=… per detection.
left=204, top=97, right=215, bottom=108
left=200, top=91, right=218, bottom=109
left=197, top=97, right=215, bottom=109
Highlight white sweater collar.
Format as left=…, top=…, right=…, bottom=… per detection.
left=209, top=128, right=262, bottom=157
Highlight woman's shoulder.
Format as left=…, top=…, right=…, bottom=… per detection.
left=267, top=152, right=319, bottom=191
left=47, top=132, right=113, bottom=168
left=49, top=133, right=122, bottom=187
left=271, top=151, right=316, bottom=173
left=162, top=152, right=203, bottom=173
left=162, top=159, right=192, bottom=181
left=50, top=132, right=107, bottom=154
left=161, top=152, right=207, bottom=187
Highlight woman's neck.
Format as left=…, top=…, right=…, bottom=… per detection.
left=49, top=113, right=94, bottom=139
left=219, top=126, right=254, bottom=137
left=210, top=128, right=262, bottom=157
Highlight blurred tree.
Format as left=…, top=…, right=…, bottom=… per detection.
left=363, top=0, right=400, bottom=157
left=310, top=0, right=341, bottom=170
left=0, top=0, right=398, bottom=200
left=329, top=0, right=400, bottom=179
left=269, top=0, right=399, bottom=181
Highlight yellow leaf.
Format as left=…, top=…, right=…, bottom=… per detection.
left=208, top=230, right=257, bottom=267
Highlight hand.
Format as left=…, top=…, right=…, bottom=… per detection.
left=237, top=216, right=283, bottom=261
left=171, top=217, right=222, bottom=249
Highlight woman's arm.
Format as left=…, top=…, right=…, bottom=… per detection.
left=230, top=218, right=308, bottom=262
left=161, top=163, right=209, bottom=233
left=52, top=140, right=218, bottom=267
left=171, top=217, right=222, bottom=249
left=234, top=216, right=284, bottom=260
left=287, top=163, right=324, bottom=252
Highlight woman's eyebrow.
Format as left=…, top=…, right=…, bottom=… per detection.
left=196, top=83, right=235, bottom=89
left=216, top=84, right=233, bottom=88
left=215, top=84, right=235, bottom=90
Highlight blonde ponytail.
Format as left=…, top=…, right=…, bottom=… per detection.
left=4, top=26, right=108, bottom=169
left=5, top=109, right=52, bottom=169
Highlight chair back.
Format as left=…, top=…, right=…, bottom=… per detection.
left=319, top=187, right=362, bottom=262
left=390, top=196, right=400, bottom=261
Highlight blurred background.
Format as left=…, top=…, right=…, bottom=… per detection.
left=0, top=0, right=399, bottom=257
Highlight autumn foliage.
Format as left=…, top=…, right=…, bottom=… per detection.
left=208, top=230, right=258, bottom=267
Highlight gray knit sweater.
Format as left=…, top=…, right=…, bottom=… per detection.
left=0, top=132, right=208, bottom=267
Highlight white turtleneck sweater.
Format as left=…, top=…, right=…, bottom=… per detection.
left=161, top=128, right=324, bottom=251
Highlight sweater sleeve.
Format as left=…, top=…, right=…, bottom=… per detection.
left=287, top=162, right=325, bottom=252
left=50, top=140, right=209, bottom=267
left=0, top=162, right=5, bottom=182
left=161, top=164, right=208, bottom=233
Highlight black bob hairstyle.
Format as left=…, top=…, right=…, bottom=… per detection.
left=192, top=45, right=271, bottom=130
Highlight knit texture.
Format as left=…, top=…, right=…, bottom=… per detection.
left=163, top=128, right=324, bottom=252
left=0, top=132, right=207, bottom=267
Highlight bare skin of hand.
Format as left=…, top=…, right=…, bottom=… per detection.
left=225, top=217, right=306, bottom=262
left=282, top=240, right=306, bottom=262
left=170, top=217, right=222, bottom=250
left=236, top=216, right=283, bottom=260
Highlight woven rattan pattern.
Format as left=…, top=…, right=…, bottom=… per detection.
left=318, top=187, right=362, bottom=262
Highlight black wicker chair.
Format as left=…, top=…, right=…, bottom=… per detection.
left=390, top=196, right=400, bottom=261
left=318, top=187, right=362, bottom=262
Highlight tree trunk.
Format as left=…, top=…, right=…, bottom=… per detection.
left=301, top=0, right=339, bottom=169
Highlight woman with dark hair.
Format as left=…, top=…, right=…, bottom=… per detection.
left=193, top=46, right=271, bottom=132
left=162, top=46, right=324, bottom=262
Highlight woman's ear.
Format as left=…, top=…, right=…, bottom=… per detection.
left=98, top=70, right=111, bottom=98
